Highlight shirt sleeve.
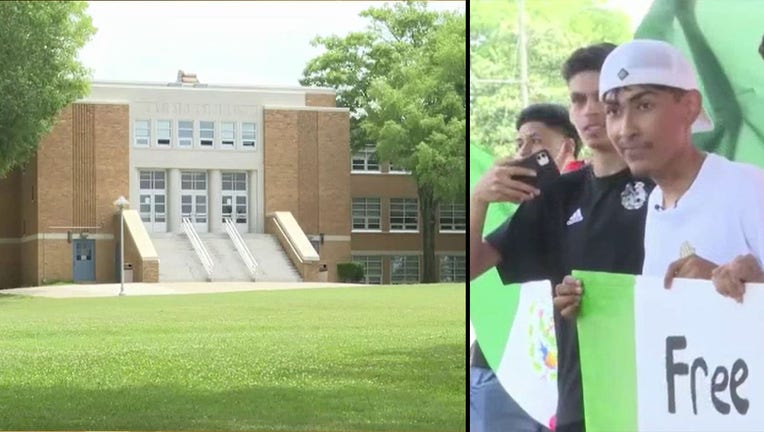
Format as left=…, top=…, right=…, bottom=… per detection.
left=742, top=165, right=764, bottom=268
left=484, top=197, right=548, bottom=284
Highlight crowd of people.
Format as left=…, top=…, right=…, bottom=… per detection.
left=469, top=39, right=764, bottom=432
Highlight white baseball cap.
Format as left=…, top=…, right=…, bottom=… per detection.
left=599, top=39, right=714, bottom=133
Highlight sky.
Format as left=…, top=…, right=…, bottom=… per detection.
left=78, top=1, right=465, bottom=87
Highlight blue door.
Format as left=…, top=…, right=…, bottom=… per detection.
left=73, top=239, right=95, bottom=282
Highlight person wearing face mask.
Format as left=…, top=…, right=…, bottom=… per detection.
left=514, top=103, right=585, bottom=174
left=469, top=102, right=582, bottom=432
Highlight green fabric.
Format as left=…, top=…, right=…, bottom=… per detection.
left=635, top=0, right=764, bottom=166
left=468, top=143, right=518, bottom=369
left=574, top=271, right=638, bottom=432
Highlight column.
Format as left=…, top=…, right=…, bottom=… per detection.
left=210, top=169, right=222, bottom=233
left=249, top=169, right=259, bottom=233
left=169, top=168, right=181, bottom=233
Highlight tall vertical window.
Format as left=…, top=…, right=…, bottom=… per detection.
left=199, top=121, right=214, bottom=147
left=156, top=120, right=172, bottom=146
left=178, top=120, right=193, bottom=148
left=242, top=122, right=256, bottom=149
left=134, top=120, right=150, bottom=147
left=221, top=121, right=235, bottom=148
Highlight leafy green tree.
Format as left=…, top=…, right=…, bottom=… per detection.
left=470, top=0, right=631, bottom=157
left=0, top=1, right=96, bottom=176
left=302, top=2, right=465, bottom=282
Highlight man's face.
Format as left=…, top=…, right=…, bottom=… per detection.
left=567, top=71, right=611, bottom=151
left=603, top=85, right=694, bottom=177
left=515, top=121, right=570, bottom=169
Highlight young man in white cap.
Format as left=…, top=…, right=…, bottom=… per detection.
left=599, top=39, right=764, bottom=291
left=556, top=40, right=764, bottom=311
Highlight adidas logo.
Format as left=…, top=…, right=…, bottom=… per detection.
left=566, top=208, right=583, bottom=226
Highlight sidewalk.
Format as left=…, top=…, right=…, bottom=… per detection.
left=1, top=281, right=366, bottom=299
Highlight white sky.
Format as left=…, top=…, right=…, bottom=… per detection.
left=79, top=1, right=465, bottom=87
left=606, top=0, right=652, bottom=31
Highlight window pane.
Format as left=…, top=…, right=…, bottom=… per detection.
left=352, top=197, right=381, bottom=230
left=199, top=121, right=214, bottom=146
left=156, top=120, right=172, bottom=146
left=390, top=198, right=418, bottom=230
left=221, top=121, right=235, bottom=146
left=134, top=120, right=150, bottom=146
left=353, top=255, right=383, bottom=284
left=440, top=202, right=466, bottom=231
left=391, top=255, right=419, bottom=284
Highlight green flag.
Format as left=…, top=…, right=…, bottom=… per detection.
left=635, top=0, right=764, bottom=165
left=468, top=143, right=518, bottom=365
left=470, top=143, right=558, bottom=428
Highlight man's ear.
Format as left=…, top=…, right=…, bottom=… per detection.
left=553, top=137, right=575, bottom=168
left=682, top=90, right=703, bottom=129
left=561, top=137, right=576, bottom=159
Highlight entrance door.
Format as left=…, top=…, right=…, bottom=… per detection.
left=181, top=171, right=208, bottom=233
left=222, top=172, right=248, bottom=233
left=72, top=239, right=95, bottom=282
left=138, top=170, right=167, bottom=232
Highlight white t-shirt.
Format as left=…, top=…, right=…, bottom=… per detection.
left=642, top=153, right=764, bottom=276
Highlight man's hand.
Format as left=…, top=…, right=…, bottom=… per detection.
left=711, top=254, right=764, bottom=304
left=472, top=159, right=540, bottom=205
left=663, top=253, right=718, bottom=289
left=553, top=276, right=582, bottom=319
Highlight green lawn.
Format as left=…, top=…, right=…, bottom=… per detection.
left=0, top=284, right=466, bottom=431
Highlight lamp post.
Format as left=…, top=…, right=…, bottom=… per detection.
left=113, top=195, right=129, bottom=296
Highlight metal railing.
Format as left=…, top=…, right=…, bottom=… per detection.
left=224, top=218, right=258, bottom=280
left=182, top=217, right=214, bottom=281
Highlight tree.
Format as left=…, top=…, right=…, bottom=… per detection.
left=301, top=2, right=465, bottom=283
left=0, top=1, right=96, bottom=176
left=470, top=0, right=631, bottom=157
left=364, top=14, right=465, bottom=283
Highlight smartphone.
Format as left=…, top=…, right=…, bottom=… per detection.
left=507, top=149, right=560, bottom=190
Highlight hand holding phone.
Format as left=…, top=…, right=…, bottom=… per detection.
left=505, top=150, right=560, bottom=191
left=472, top=160, right=541, bottom=205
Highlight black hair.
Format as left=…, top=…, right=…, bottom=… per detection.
left=562, top=42, right=617, bottom=83
left=516, top=103, right=582, bottom=158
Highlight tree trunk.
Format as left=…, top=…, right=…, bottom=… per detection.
left=419, top=186, right=438, bottom=283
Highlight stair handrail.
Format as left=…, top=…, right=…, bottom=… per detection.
left=181, top=217, right=214, bottom=281
left=223, top=217, right=259, bottom=280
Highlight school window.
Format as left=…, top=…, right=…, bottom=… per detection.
left=242, top=122, right=256, bottom=149
left=440, top=255, right=466, bottom=282
left=199, top=121, right=214, bottom=147
left=352, top=198, right=381, bottom=231
left=178, top=120, right=193, bottom=148
left=391, top=255, right=419, bottom=284
left=156, top=120, right=172, bottom=147
left=134, top=120, right=150, bottom=147
left=439, top=202, right=466, bottom=232
left=389, top=162, right=410, bottom=174
left=390, top=198, right=418, bottom=231
left=353, top=255, right=383, bottom=284
left=221, top=121, right=235, bottom=148
left=351, top=145, right=380, bottom=172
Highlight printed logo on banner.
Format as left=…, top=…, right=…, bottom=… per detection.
left=528, top=300, right=558, bottom=381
